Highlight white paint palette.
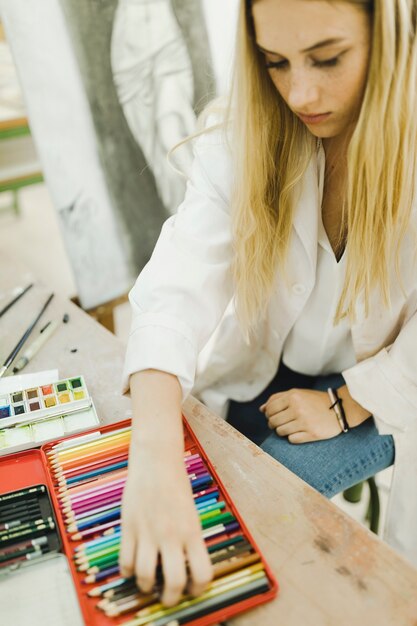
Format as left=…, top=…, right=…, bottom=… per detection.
left=0, top=376, right=99, bottom=453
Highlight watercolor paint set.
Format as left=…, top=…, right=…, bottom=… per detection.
left=0, top=375, right=100, bottom=454
left=0, top=418, right=278, bottom=625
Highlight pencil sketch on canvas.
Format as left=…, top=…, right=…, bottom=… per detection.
left=1, top=0, right=215, bottom=308
left=111, top=0, right=197, bottom=214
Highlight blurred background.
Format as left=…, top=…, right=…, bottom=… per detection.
left=0, top=0, right=239, bottom=335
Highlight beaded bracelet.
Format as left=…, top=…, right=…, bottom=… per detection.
left=327, top=387, right=350, bottom=433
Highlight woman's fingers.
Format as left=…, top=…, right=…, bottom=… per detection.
left=119, top=521, right=136, bottom=578
left=275, top=419, right=300, bottom=437
left=186, top=533, right=213, bottom=597
left=288, top=431, right=311, bottom=444
left=160, top=542, right=188, bottom=607
left=266, top=407, right=294, bottom=429
left=135, top=535, right=158, bottom=593
left=119, top=453, right=214, bottom=608
left=261, top=394, right=289, bottom=416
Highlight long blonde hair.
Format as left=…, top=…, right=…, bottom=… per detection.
left=222, top=0, right=417, bottom=336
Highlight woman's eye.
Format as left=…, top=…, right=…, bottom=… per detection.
left=265, top=56, right=340, bottom=71
left=265, top=60, right=287, bottom=71
left=314, top=56, right=340, bottom=68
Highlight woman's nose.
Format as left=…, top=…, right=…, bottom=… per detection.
left=287, top=71, right=320, bottom=112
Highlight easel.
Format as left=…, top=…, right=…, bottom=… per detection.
left=0, top=21, right=43, bottom=214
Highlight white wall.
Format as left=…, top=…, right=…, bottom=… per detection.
left=202, top=0, right=240, bottom=94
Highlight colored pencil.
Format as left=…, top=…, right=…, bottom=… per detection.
left=75, top=529, right=122, bottom=553
left=64, top=491, right=124, bottom=517
left=63, top=483, right=125, bottom=507
left=49, top=433, right=131, bottom=465
left=123, top=565, right=265, bottom=624
left=129, top=579, right=268, bottom=625
left=201, top=512, right=235, bottom=530
left=102, top=592, right=159, bottom=616
left=195, top=498, right=218, bottom=511
left=84, top=540, right=259, bottom=619
left=202, top=520, right=240, bottom=540
left=67, top=502, right=122, bottom=525
left=71, top=520, right=120, bottom=541
left=77, top=535, right=249, bottom=569
left=0, top=504, right=40, bottom=521
left=60, top=469, right=210, bottom=505
left=196, top=501, right=225, bottom=515
left=84, top=564, right=120, bottom=583
left=76, top=540, right=121, bottom=563
left=0, top=498, right=41, bottom=512
left=88, top=576, right=135, bottom=597
left=61, top=482, right=126, bottom=507
left=53, top=444, right=130, bottom=472
left=0, top=485, right=46, bottom=504
left=210, top=541, right=252, bottom=563
left=0, top=544, right=44, bottom=564
left=44, top=424, right=273, bottom=624
left=193, top=487, right=218, bottom=500
left=57, top=458, right=129, bottom=484
left=68, top=507, right=121, bottom=528
left=0, top=535, right=48, bottom=557
left=50, top=441, right=130, bottom=470
left=0, top=520, right=55, bottom=544
left=206, top=534, right=246, bottom=553
left=59, top=468, right=128, bottom=496
left=0, top=516, right=54, bottom=536
left=54, top=452, right=128, bottom=472
left=48, top=427, right=132, bottom=456
left=0, top=546, right=48, bottom=568
left=143, top=576, right=270, bottom=626
left=0, top=514, right=45, bottom=531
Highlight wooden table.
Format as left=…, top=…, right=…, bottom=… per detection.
left=1, top=251, right=417, bottom=626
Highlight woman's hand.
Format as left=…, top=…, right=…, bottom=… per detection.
left=259, top=388, right=342, bottom=443
left=119, top=370, right=213, bottom=607
left=119, top=441, right=213, bottom=607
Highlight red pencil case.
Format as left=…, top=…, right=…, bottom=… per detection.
left=4, top=417, right=279, bottom=625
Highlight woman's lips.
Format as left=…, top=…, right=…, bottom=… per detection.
left=297, top=112, right=331, bottom=125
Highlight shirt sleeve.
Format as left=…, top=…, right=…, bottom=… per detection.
left=122, top=123, right=234, bottom=399
left=342, top=309, right=417, bottom=435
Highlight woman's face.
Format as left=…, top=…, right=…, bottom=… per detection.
left=252, top=0, right=371, bottom=140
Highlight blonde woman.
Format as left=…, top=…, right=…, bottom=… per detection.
left=121, top=0, right=417, bottom=606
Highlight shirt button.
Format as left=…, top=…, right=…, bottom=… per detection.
left=292, top=283, right=306, bottom=295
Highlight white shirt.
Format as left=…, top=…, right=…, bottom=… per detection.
left=123, top=121, right=417, bottom=567
left=282, top=216, right=357, bottom=375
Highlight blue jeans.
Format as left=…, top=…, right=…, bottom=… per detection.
left=226, top=361, right=395, bottom=498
